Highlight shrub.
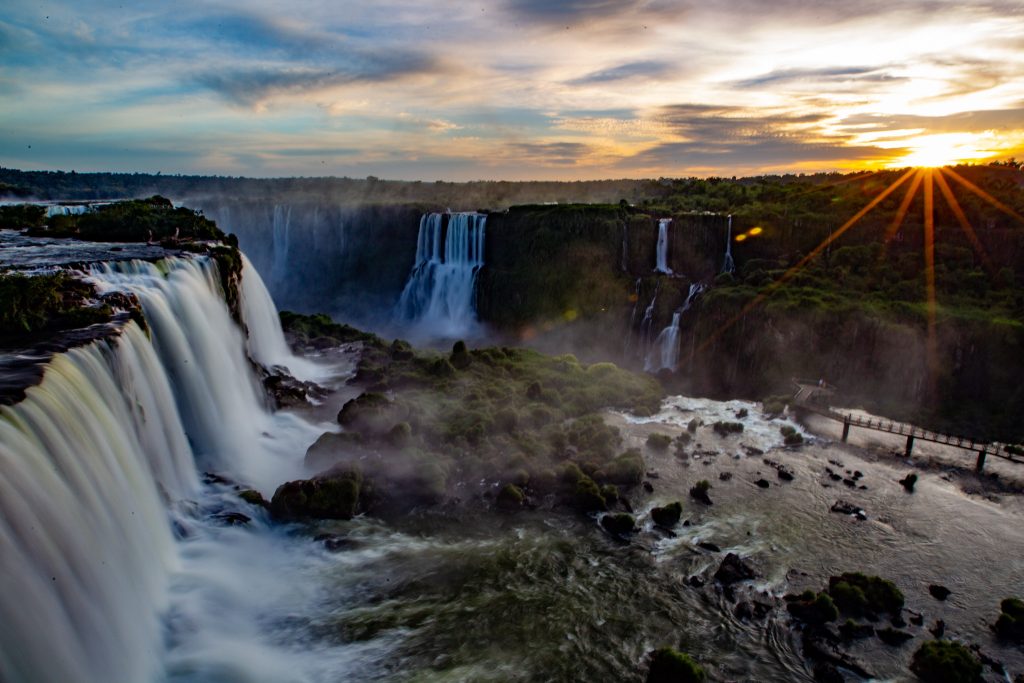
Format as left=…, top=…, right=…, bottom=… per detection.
left=786, top=591, right=839, bottom=625
left=604, top=449, right=644, bottom=487
left=386, top=422, right=412, bottom=447
left=646, top=648, right=706, bottom=683
left=496, top=484, right=525, bottom=510
left=573, top=476, right=607, bottom=512
left=909, top=640, right=982, bottom=683
left=687, top=418, right=700, bottom=433
left=994, top=597, right=1024, bottom=642
left=651, top=501, right=682, bottom=527
left=827, top=573, right=904, bottom=616
left=646, top=433, right=672, bottom=451
left=600, top=513, right=635, bottom=536
left=712, top=421, right=744, bottom=436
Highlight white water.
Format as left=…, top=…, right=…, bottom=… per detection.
left=270, top=204, right=292, bottom=290
left=722, top=214, right=736, bottom=274
left=644, top=282, right=705, bottom=373
left=394, top=212, right=487, bottom=340
left=654, top=218, right=673, bottom=274
left=0, top=252, right=337, bottom=683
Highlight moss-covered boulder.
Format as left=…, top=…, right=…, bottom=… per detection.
left=651, top=501, right=683, bottom=527
left=909, top=640, right=982, bottom=683
left=827, top=573, right=904, bottom=617
left=270, top=468, right=363, bottom=520
left=646, top=647, right=706, bottom=683
left=338, top=392, right=401, bottom=435
left=993, top=597, right=1024, bottom=642
left=690, top=479, right=713, bottom=505
left=646, top=433, right=673, bottom=451
left=786, top=590, right=839, bottom=625
left=573, top=476, right=607, bottom=512
left=713, top=421, right=744, bottom=436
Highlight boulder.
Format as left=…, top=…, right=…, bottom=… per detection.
left=714, top=553, right=756, bottom=586
left=651, top=502, right=682, bottom=528
left=270, top=468, right=362, bottom=520
left=928, top=584, right=952, bottom=601
left=601, top=513, right=636, bottom=537
left=899, top=473, right=918, bottom=492
left=646, top=648, right=706, bottom=683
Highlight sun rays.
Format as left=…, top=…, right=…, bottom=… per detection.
left=694, top=163, right=1024, bottom=398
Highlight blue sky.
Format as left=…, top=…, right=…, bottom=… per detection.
left=2, top=0, right=1023, bottom=179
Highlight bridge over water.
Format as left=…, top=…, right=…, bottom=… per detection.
left=791, top=379, right=1023, bottom=472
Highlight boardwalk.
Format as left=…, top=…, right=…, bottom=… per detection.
left=791, top=379, right=1023, bottom=472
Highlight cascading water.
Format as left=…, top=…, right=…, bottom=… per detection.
left=645, top=282, right=705, bottom=372
left=722, top=214, right=735, bottom=275
left=654, top=218, right=673, bottom=274
left=394, top=212, right=487, bottom=340
left=270, top=204, right=292, bottom=290
left=637, top=282, right=660, bottom=361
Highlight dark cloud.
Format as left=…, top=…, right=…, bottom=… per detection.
left=733, top=66, right=897, bottom=89
left=506, top=141, right=593, bottom=165
left=567, top=60, right=673, bottom=86
left=657, top=104, right=829, bottom=141
left=839, top=105, right=1024, bottom=134
left=192, top=50, right=443, bottom=105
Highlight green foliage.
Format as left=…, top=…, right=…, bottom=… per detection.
left=279, top=311, right=381, bottom=347
left=603, top=449, right=644, bottom=487
left=646, top=433, right=672, bottom=450
left=909, top=640, right=982, bottom=683
left=786, top=591, right=839, bottom=625
left=651, top=501, right=682, bottom=527
left=0, top=272, right=110, bottom=345
left=0, top=204, right=45, bottom=230
left=496, top=483, right=525, bottom=510
left=712, top=421, right=744, bottom=436
left=33, top=196, right=225, bottom=242
left=827, top=573, right=904, bottom=616
left=600, top=512, right=636, bottom=535
left=573, top=476, right=607, bottom=512
left=646, top=647, right=706, bottom=683
left=994, top=597, right=1024, bottom=642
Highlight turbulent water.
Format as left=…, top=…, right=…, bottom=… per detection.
left=3, top=246, right=1024, bottom=682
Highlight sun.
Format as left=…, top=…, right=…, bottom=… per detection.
left=887, top=132, right=995, bottom=168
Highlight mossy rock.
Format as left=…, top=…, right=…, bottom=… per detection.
left=712, top=421, right=744, bottom=436
left=270, top=468, right=362, bottom=520
left=786, top=590, right=839, bottom=625
left=994, top=597, right=1024, bottom=642
left=827, top=573, right=904, bottom=617
left=386, top=422, right=412, bottom=447
left=603, top=449, right=644, bottom=487
left=450, top=340, right=472, bottom=369
left=909, top=640, right=982, bottom=683
left=690, top=479, right=712, bottom=505
left=646, top=647, right=706, bottom=683
left=646, top=433, right=673, bottom=451
left=337, top=392, right=395, bottom=433
left=496, top=483, right=526, bottom=511
left=573, top=476, right=607, bottom=512
left=238, top=489, right=268, bottom=508
left=651, top=501, right=683, bottom=527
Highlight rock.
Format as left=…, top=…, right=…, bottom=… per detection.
left=238, top=489, right=268, bottom=507
left=899, top=473, right=918, bottom=492
left=993, top=597, right=1024, bottom=643
left=826, top=469, right=843, bottom=482
left=689, top=480, right=712, bottom=505
left=812, top=662, right=844, bottom=683
left=777, top=466, right=795, bottom=481
left=838, top=620, right=874, bottom=640
left=910, top=640, right=982, bottom=682
left=876, top=627, right=913, bottom=646
left=929, top=619, right=945, bottom=638
left=787, top=591, right=839, bottom=625
left=714, top=553, right=757, bottom=586
left=601, top=513, right=636, bottom=537
left=651, top=502, right=682, bottom=528
left=756, top=478, right=770, bottom=489
left=908, top=610, right=924, bottom=626
left=687, top=575, right=706, bottom=588
left=645, top=470, right=661, bottom=479
left=213, top=511, right=251, bottom=526
left=928, top=584, right=952, bottom=601
left=719, top=471, right=733, bottom=481
left=697, top=541, right=721, bottom=553
left=830, top=500, right=867, bottom=520
left=314, top=533, right=359, bottom=552
left=853, top=471, right=864, bottom=480
left=842, top=478, right=857, bottom=488
left=801, top=630, right=873, bottom=679
left=645, top=647, right=706, bottom=683
left=270, top=467, right=362, bottom=520
left=643, top=481, right=655, bottom=493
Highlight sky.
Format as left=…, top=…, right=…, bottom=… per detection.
left=2, top=0, right=1024, bottom=180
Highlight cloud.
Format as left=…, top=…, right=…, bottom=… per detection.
left=567, top=60, right=674, bottom=86
left=505, top=141, right=594, bottom=165
left=732, top=66, right=896, bottom=89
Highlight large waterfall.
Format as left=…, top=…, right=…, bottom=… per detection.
left=0, top=254, right=324, bottom=683
left=644, top=283, right=705, bottom=373
left=722, top=214, right=736, bottom=275
left=394, top=212, right=487, bottom=340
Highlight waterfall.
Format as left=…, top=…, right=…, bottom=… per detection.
left=623, top=278, right=642, bottom=355
left=270, top=204, right=292, bottom=290
left=654, top=218, right=673, bottom=274
left=644, top=283, right=705, bottom=372
left=394, top=212, right=486, bottom=339
left=722, top=214, right=736, bottom=275
left=621, top=222, right=629, bottom=272
left=637, top=282, right=660, bottom=361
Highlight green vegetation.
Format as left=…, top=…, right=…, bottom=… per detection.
left=650, top=501, right=683, bottom=527
left=780, top=424, right=804, bottom=445
left=0, top=272, right=111, bottom=346
left=496, top=483, right=526, bottom=510
left=600, top=513, right=636, bottom=536
left=646, top=647, right=706, bottom=683
left=712, top=421, right=744, bottom=436
left=993, top=597, right=1024, bottom=642
left=827, top=573, right=904, bottom=617
left=24, top=196, right=225, bottom=242
left=785, top=590, right=839, bottom=625
left=270, top=468, right=363, bottom=520
left=646, top=432, right=673, bottom=450
left=909, top=640, right=982, bottom=683
left=290, top=325, right=665, bottom=515
left=690, top=479, right=712, bottom=505
left=0, top=204, right=45, bottom=230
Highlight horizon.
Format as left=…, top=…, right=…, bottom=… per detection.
left=3, top=1, right=1024, bottom=180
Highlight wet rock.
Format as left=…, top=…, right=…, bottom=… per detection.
left=213, top=511, right=251, bottom=526
left=714, top=553, right=757, bottom=586
left=496, top=484, right=526, bottom=511
left=238, top=489, right=268, bottom=508
left=718, top=472, right=733, bottom=481
left=830, top=500, right=867, bottom=520
left=645, top=647, right=706, bottom=683
left=787, top=591, right=839, bottom=625
left=899, top=473, right=918, bottom=492
left=777, top=466, right=795, bottom=481
left=910, top=640, right=982, bottom=682
left=270, top=467, right=362, bottom=520
left=314, top=533, right=359, bottom=552
left=908, top=610, right=924, bottom=626
left=203, top=472, right=234, bottom=486
left=838, top=620, right=874, bottom=640
left=801, top=631, right=873, bottom=679
left=842, top=478, right=857, bottom=488
left=687, top=575, right=706, bottom=588
left=756, top=478, right=770, bottom=489
left=876, top=628, right=913, bottom=646
left=601, top=513, right=636, bottom=537
left=689, top=480, right=713, bottom=505
left=645, top=470, right=661, bottom=479
left=650, top=502, right=682, bottom=528
left=853, top=471, right=863, bottom=480
left=812, top=662, right=844, bottom=683
left=697, top=541, right=721, bottom=553
left=929, top=619, right=946, bottom=638
left=928, top=584, right=952, bottom=601
left=643, top=481, right=655, bottom=493
left=826, top=469, right=843, bottom=482
left=993, top=597, right=1024, bottom=643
